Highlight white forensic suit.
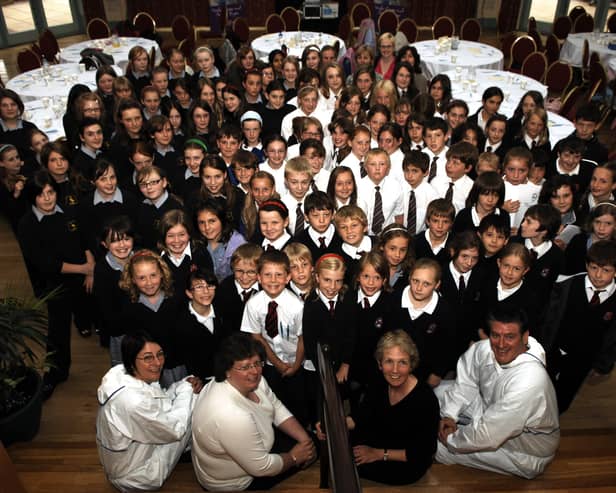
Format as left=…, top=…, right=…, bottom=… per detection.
left=436, top=336, right=560, bottom=479
left=96, top=364, right=196, bottom=492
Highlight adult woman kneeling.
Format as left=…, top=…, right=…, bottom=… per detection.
left=192, top=333, right=316, bottom=491
left=96, top=331, right=202, bottom=492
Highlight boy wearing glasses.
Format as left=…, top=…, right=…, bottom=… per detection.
left=241, top=250, right=307, bottom=424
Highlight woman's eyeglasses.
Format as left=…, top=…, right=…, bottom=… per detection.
left=232, top=361, right=265, bottom=372
left=136, top=350, right=165, bottom=364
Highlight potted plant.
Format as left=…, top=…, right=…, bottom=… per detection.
left=0, top=294, right=50, bottom=446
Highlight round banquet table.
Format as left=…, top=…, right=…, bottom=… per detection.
left=560, top=32, right=616, bottom=69
left=444, top=68, right=573, bottom=147
left=58, top=36, right=162, bottom=72
left=413, top=40, right=504, bottom=80
left=252, top=31, right=346, bottom=62
left=6, top=63, right=123, bottom=101
left=22, top=100, right=65, bottom=139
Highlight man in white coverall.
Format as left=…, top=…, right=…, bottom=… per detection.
left=436, top=306, right=560, bottom=479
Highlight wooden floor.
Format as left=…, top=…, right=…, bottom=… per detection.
left=1, top=211, right=616, bottom=492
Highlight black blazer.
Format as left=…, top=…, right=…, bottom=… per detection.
left=295, top=228, right=343, bottom=264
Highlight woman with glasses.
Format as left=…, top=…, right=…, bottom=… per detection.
left=192, top=332, right=316, bottom=491
left=374, top=33, right=396, bottom=81
left=96, top=330, right=202, bottom=492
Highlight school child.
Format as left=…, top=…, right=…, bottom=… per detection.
left=565, top=201, right=616, bottom=274
left=40, top=141, right=83, bottom=210
left=176, top=267, right=229, bottom=381
left=406, top=113, right=427, bottom=151
left=284, top=242, right=315, bottom=300
left=190, top=46, right=220, bottom=90
left=259, top=198, right=292, bottom=250
left=109, top=100, right=147, bottom=183
left=242, top=68, right=264, bottom=105
left=421, top=117, right=449, bottom=182
left=79, top=160, right=139, bottom=258
left=349, top=252, right=395, bottom=404
left=529, top=148, right=549, bottom=187
left=242, top=170, right=277, bottom=241
left=150, top=65, right=172, bottom=106
left=158, top=208, right=214, bottom=300
left=334, top=205, right=374, bottom=285
left=502, top=147, right=541, bottom=234
left=140, top=85, right=161, bottom=120
left=327, top=165, right=358, bottom=210
left=553, top=103, right=608, bottom=166
left=122, top=141, right=155, bottom=200
left=475, top=151, right=500, bottom=175
left=377, top=122, right=406, bottom=185
left=240, top=110, right=265, bottom=163
left=241, top=250, right=307, bottom=423
left=281, top=156, right=313, bottom=237
left=438, top=231, right=485, bottom=357
left=357, top=148, right=404, bottom=236
left=326, top=117, right=353, bottom=169
left=452, top=171, right=507, bottom=235
left=93, top=216, right=134, bottom=353
left=148, top=115, right=180, bottom=180
left=546, top=136, right=594, bottom=201
left=231, top=149, right=258, bottom=195
left=339, top=126, right=371, bottom=186
left=513, top=203, right=565, bottom=306
left=300, top=138, right=330, bottom=192
left=175, top=139, right=207, bottom=203
left=214, top=242, right=263, bottom=334
left=256, top=80, right=295, bottom=140
left=576, top=162, right=616, bottom=226
left=135, top=165, right=184, bottom=250
left=295, top=191, right=342, bottom=261
left=431, top=141, right=476, bottom=214
left=414, top=198, right=455, bottom=265
left=541, top=240, right=616, bottom=413
left=539, top=175, right=581, bottom=249
left=118, top=249, right=185, bottom=387
left=390, top=258, right=457, bottom=387
left=377, top=224, right=415, bottom=291
left=126, top=45, right=151, bottom=91
left=400, top=150, right=438, bottom=236
left=477, top=242, right=539, bottom=339
left=18, top=170, right=96, bottom=398
left=26, top=128, right=49, bottom=175
left=72, top=118, right=105, bottom=181
left=260, top=134, right=288, bottom=195
left=477, top=213, right=511, bottom=280
left=303, top=254, right=358, bottom=390
left=0, top=143, right=27, bottom=230
left=216, top=124, right=243, bottom=177
left=366, top=104, right=390, bottom=148
left=482, top=114, right=510, bottom=163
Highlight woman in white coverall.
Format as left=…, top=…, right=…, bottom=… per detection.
left=96, top=331, right=202, bottom=492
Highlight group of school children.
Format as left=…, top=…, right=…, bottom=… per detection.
left=0, top=37, right=614, bottom=417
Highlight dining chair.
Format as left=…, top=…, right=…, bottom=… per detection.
left=377, top=9, right=399, bottom=35
left=265, top=13, right=286, bottom=34
left=232, top=17, right=250, bottom=44
left=527, top=27, right=543, bottom=52
left=500, top=31, right=517, bottom=67
left=568, top=5, right=586, bottom=24
left=552, top=16, right=572, bottom=41
left=586, top=79, right=604, bottom=105
left=17, top=48, right=42, bottom=73
left=528, top=17, right=537, bottom=32
left=521, top=51, right=548, bottom=82
left=432, top=16, right=455, bottom=39
left=508, top=35, right=537, bottom=72
left=608, top=12, right=616, bottom=33
left=171, top=15, right=194, bottom=43
left=86, top=17, right=111, bottom=40
left=545, top=61, right=573, bottom=99
left=588, top=61, right=607, bottom=97
left=545, top=34, right=560, bottom=65
left=177, top=38, right=194, bottom=64
left=133, top=11, right=156, bottom=38
left=281, top=7, right=300, bottom=31
left=38, top=29, right=60, bottom=64
left=338, top=14, right=353, bottom=44
left=559, top=86, right=584, bottom=121
left=398, top=18, right=418, bottom=43
left=573, top=13, right=594, bottom=34
left=350, top=2, right=371, bottom=30
left=460, top=18, right=481, bottom=42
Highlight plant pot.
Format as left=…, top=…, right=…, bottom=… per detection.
left=0, top=369, right=43, bottom=446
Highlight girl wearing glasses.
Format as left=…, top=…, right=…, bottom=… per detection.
left=96, top=330, right=201, bottom=492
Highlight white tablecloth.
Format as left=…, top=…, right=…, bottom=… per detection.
left=22, top=100, right=65, bottom=139
left=560, top=32, right=616, bottom=69
left=413, top=40, right=504, bottom=79
left=446, top=68, right=573, bottom=147
left=6, top=63, right=123, bottom=101
left=252, top=31, right=346, bottom=62
left=58, top=36, right=162, bottom=72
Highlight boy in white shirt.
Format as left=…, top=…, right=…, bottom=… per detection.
left=402, top=150, right=439, bottom=234
left=281, top=157, right=313, bottom=237
left=431, top=142, right=477, bottom=214
left=502, top=147, right=541, bottom=235
left=422, top=117, right=450, bottom=182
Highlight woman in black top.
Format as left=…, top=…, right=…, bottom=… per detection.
left=0, top=88, right=39, bottom=163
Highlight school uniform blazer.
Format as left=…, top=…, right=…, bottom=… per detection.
left=510, top=136, right=551, bottom=156
left=564, top=231, right=590, bottom=275
left=214, top=275, right=250, bottom=334
left=93, top=259, right=131, bottom=337
left=163, top=243, right=214, bottom=301
left=413, top=231, right=451, bottom=266
left=390, top=293, right=457, bottom=381
left=295, top=229, right=343, bottom=263
left=135, top=194, right=184, bottom=249
left=553, top=132, right=608, bottom=166
left=545, top=159, right=595, bottom=200
left=302, top=290, right=359, bottom=372
left=451, top=207, right=509, bottom=236
left=154, top=149, right=181, bottom=184
left=176, top=305, right=229, bottom=379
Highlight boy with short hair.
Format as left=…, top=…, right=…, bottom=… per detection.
left=150, top=66, right=171, bottom=105
left=339, top=126, right=371, bottom=185
left=476, top=152, right=500, bottom=175
left=408, top=113, right=427, bottom=151
left=73, top=117, right=105, bottom=178
left=422, top=117, right=449, bottom=182
left=281, top=156, right=313, bottom=236
left=239, top=110, right=265, bottom=163
left=283, top=242, right=315, bottom=300
left=242, top=68, right=263, bottom=105
left=431, top=141, right=477, bottom=214
left=414, top=198, right=455, bottom=265
left=357, top=148, right=404, bottom=236
left=546, top=136, right=594, bottom=199
left=334, top=205, right=373, bottom=285
left=502, top=146, right=541, bottom=234
left=300, top=138, right=330, bottom=192
left=240, top=249, right=307, bottom=422
left=216, top=124, right=243, bottom=185
left=295, top=191, right=342, bottom=261
left=554, top=103, right=608, bottom=166
left=529, top=148, right=549, bottom=186
left=542, top=240, right=616, bottom=413
left=477, top=213, right=510, bottom=279
left=140, top=85, right=162, bottom=120
left=214, top=243, right=262, bottom=333
left=401, top=150, right=439, bottom=235
left=257, top=80, right=295, bottom=140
